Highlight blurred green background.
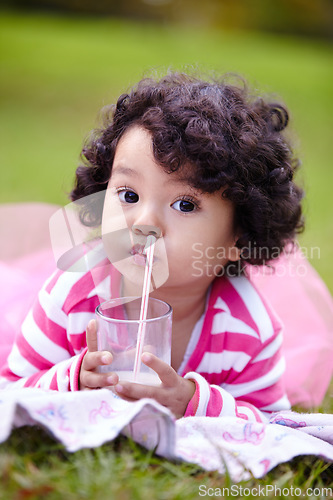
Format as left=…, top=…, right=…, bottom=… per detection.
left=0, top=1, right=332, bottom=291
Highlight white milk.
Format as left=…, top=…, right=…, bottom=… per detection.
left=115, top=370, right=161, bottom=386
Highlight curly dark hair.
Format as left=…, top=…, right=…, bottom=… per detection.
left=71, top=71, right=304, bottom=274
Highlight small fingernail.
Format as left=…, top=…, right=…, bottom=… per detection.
left=107, top=375, right=117, bottom=385
left=115, top=384, right=123, bottom=393
left=102, top=354, right=111, bottom=364
left=87, top=319, right=95, bottom=331
left=142, top=353, right=152, bottom=363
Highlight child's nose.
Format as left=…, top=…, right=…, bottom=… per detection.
left=132, top=225, right=161, bottom=238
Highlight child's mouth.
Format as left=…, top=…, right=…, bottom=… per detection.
left=130, top=244, right=147, bottom=266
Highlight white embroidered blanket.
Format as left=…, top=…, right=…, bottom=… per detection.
left=1, top=388, right=332, bottom=482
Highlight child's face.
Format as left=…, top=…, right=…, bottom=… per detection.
left=102, top=125, right=239, bottom=295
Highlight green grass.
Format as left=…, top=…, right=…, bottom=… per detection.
left=0, top=426, right=332, bottom=500
left=0, top=10, right=333, bottom=498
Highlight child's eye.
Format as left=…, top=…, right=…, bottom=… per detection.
left=171, top=199, right=197, bottom=213
left=118, top=189, right=139, bottom=204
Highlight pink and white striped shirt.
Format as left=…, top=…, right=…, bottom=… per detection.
left=0, top=259, right=290, bottom=422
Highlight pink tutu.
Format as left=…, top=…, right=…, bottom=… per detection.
left=248, top=253, right=333, bottom=407
left=1, top=203, right=332, bottom=408
left=0, top=203, right=58, bottom=369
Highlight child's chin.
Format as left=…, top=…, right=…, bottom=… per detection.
left=113, top=259, right=169, bottom=293
left=112, top=260, right=143, bottom=289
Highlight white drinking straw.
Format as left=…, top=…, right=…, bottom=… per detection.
left=133, top=234, right=156, bottom=381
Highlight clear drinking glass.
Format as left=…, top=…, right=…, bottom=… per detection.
left=96, top=297, right=172, bottom=385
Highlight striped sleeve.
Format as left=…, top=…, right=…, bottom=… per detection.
left=184, top=372, right=269, bottom=422
left=0, top=268, right=95, bottom=391
left=183, top=275, right=290, bottom=422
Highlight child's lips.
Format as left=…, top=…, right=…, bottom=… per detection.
left=130, top=244, right=146, bottom=257
left=130, top=243, right=157, bottom=266
left=130, top=244, right=147, bottom=266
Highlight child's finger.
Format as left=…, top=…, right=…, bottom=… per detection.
left=115, top=381, right=156, bottom=401
left=82, top=350, right=112, bottom=371
left=81, top=370, right=119, bottom=390
left=141, top=352, right=177, bottom=386
left=86, top=319, right=98, bottom=352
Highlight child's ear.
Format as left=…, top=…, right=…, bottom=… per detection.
left=228, top=243, right=241, bottom=262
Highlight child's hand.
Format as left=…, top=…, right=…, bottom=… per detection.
left=79, top=320, right=119, bottom=390
left=114, top=353, right=196, bottom=418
